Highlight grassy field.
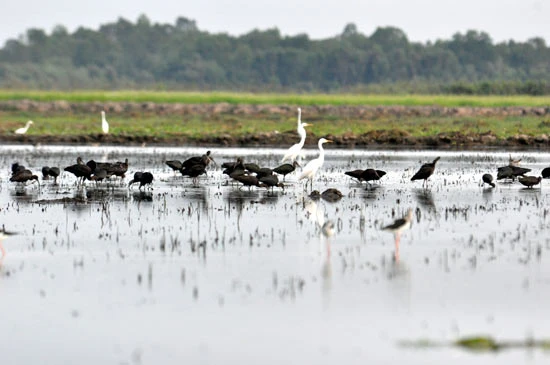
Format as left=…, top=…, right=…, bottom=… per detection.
left=1, top=90, right=550, bottom=107
left=1, top=110, right=549, bottom=140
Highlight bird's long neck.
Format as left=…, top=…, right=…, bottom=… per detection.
left=318, top=141, right=325, bottom=162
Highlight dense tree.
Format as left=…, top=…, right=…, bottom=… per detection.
left=0, top=15, right=549, bottom=93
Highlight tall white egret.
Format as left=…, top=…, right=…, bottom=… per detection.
left=281, top=107, right=311, bottom=163
left=299, top=137, right=332, bottom=191
left=101, top=111, right=109, bottom=134
left=14, top=120, right=33, bottom=135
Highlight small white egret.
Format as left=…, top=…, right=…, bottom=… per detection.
left=101, top=111, right=109, bottom=134
left=14, top=120, right=33, bottom=135
left=281, top=107, right=311, bottom=163
left=299, top=137, right=332, bottom=191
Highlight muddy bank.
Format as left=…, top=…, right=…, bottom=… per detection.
left=2, top=100, right=550, bottom=149
left=2, top=130, right=550, bottom=149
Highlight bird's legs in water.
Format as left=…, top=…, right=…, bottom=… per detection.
left=394, top=232, right=401, bottom=262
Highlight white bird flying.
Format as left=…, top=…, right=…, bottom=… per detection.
left=14, top=120, right=33, bottom=135
left=299, top=137, right=332, bottom=191
left=101, top=111, right=109, bottom=134
left=281, top=107, right=311, bottom=163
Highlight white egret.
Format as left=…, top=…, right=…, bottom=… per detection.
left=14, top=120, right=33, bottom=135
left=299, top=137, right=332, bottom=191
left=101, top=111, right=109, bottom=134
left=281, top=107, right=311, bottom=163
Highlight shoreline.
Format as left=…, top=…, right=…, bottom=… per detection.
left=1, top=100, right=550, bottom=150
left=1, top=132, right=549, bottom=150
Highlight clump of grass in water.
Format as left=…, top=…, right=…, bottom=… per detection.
left=400, top=336, right=550, bottom=352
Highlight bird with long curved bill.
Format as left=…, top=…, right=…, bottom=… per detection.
left=411, top=157, right=440, bottom=188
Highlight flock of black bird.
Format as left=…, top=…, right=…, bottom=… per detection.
left=6, top=150, right=550, bottom=196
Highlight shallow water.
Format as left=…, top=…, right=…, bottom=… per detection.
left=1, top=145, right=550, bottom=365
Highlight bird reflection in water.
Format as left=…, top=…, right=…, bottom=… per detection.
left=303, top=196, right=335, bottom=298
left=413, top=188, right=436, bottom=212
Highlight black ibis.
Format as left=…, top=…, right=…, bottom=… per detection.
left=10, top=169, right=40, bottom=186
left=481, top=173, right=496, bottom=188
left=518, top=176, right=542, bottom=189
left=411, top=157, right=440, bottom=187
left=129, top=172, right=154, bottom=189
left=166, top=160, right=183, bottom=174
left=42, top=166, right=60, bottom=184
left=272, top=161, right=299, bottom=181
left=259, top=174, right=284, bottom=191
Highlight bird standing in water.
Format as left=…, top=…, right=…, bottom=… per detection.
left=518, top=176, right=542, bottom=189
left=411, top=157, right=440, bottom=187
left=481, top=173, right=496, bottom=188
left=299, top=138, right=332, bottom=191
left=272, top=161, right=300, bottom=181
left=382, top=209, right=413, bottom=262
left=129, top=172, right=154, bottom=190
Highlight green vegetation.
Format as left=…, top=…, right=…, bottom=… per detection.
left=1, top=15, right=549, bottom=92
left=1, top=109, right=548, bottom=141
left=1, top=90, right=550, bottom=107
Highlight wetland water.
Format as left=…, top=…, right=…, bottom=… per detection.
left=1, top=145, right=550, bottom=364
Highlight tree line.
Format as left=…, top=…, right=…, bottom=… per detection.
left=1, top=15, right=549, bottom=94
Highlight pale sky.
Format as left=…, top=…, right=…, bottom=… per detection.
left=1, top=0, right=548, bottom=47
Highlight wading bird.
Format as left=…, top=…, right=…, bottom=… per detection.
left=518, top=176, right=542, bottom=189
left=42, top=166, right=61, bottom=184
left=64, top=160, right=94, bottom=185
left=541, top=167, right=550, bottom=179
left=509, top=154, right=521, bottom=167
left=299, top=138, right=332, bottom=191
left=259, top=174, right=284, bottom=192
left=15, top=120, right=33, bottom=135
left=101, top=111, right=109, bottom=134
left=411, top=157, right=440, bottom=187
left=129, top=172, right=154, bottom=190
left=272, top=161, right=299, bottom=181
left=481, top=173, right=495, bottom=188
left=497, top=165, right=531, bottom=181
left=382, top=209, right=413, bottom=262
left=10, top=169, right=40, bottom=187
left=166, top=160, right=183, bottom=175
left=281, top=108, right=311, bottom=163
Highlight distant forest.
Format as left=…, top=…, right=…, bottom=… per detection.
left=1, top=15, right=550, bottom=94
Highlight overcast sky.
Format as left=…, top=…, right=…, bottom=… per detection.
left=1, top=0, right=548, bottom=46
